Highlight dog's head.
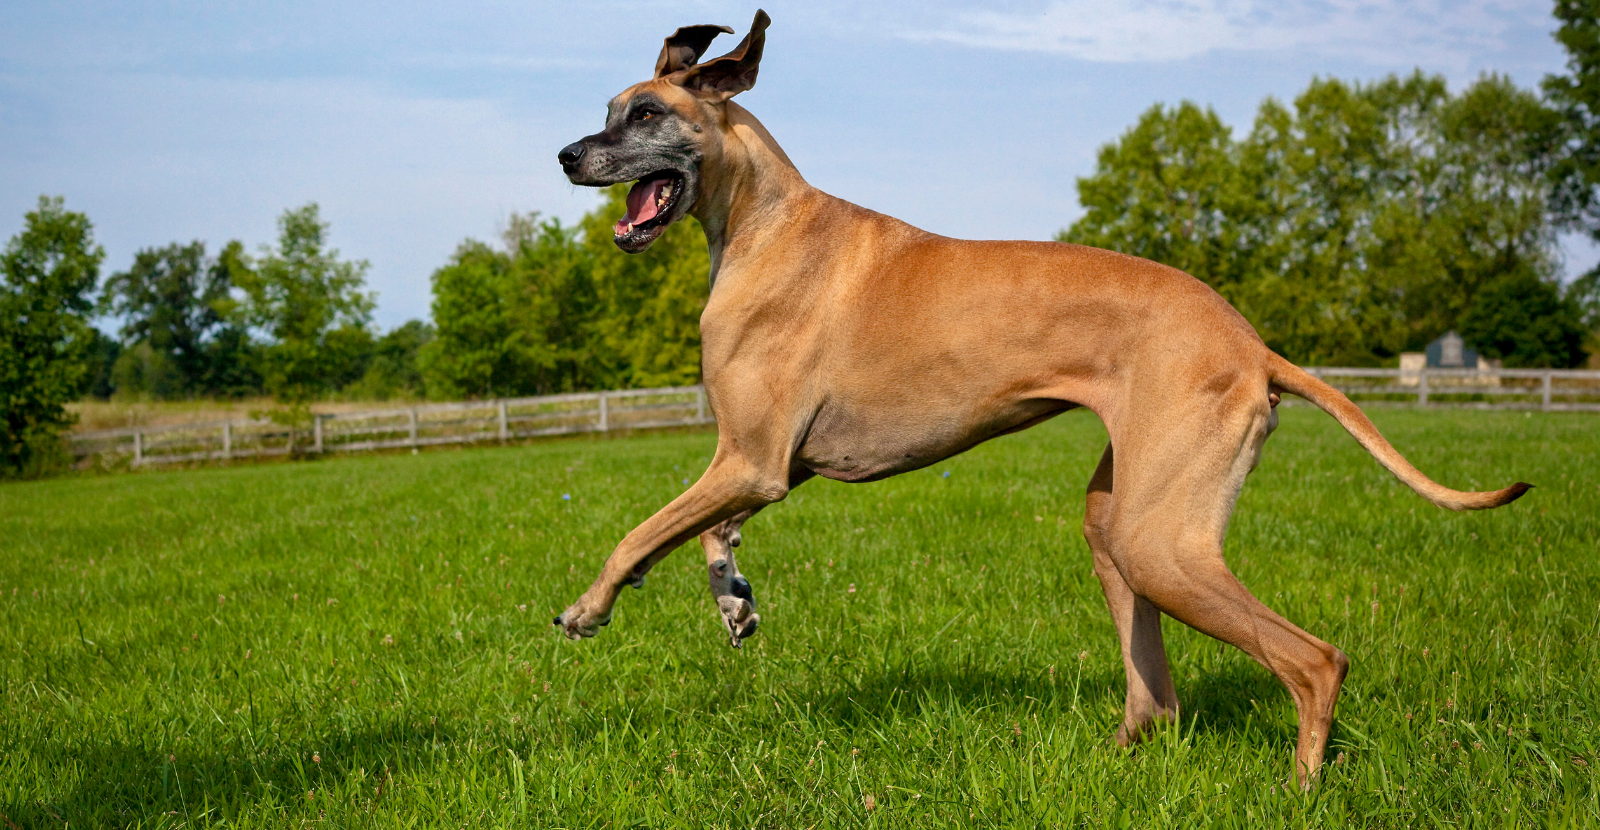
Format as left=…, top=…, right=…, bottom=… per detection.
left=558, top=10, right=769, bottom=253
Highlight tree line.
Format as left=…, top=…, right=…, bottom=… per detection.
left=1060, top=72, right=1593, bottom=368
left=0, top=186, right=709, bottom=476
left=7, top=1, right=1600, bottom=477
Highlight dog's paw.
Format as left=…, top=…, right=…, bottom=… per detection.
left=709, top=558, right=759, bottom=647
left=552, top=602, right=611, bottom=640
left=718, top=595, right=760, bottom=647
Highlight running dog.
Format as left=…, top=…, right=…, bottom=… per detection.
left=553, top=10, right=1529, bottom=785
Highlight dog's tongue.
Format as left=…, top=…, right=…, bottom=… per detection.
left=615, top=178, right=666, bottom=235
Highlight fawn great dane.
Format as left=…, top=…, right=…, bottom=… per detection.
left=552, top=10, right=1530, bottom=785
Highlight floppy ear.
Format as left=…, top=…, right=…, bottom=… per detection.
left=679, top=9, right=769, bottom=101
left=654, top=23, right=735, bottom=78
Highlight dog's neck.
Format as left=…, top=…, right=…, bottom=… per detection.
left=693, top=101, right=812, bottom=285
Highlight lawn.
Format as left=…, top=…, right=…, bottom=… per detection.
left=1, top=407, right=1597, bottom=828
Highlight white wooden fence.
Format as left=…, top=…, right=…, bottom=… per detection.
left=68, top=368, right=1600, bottom=468
left=1302, top=366, right=1600, bottom=411
left=71, top=385, right=712, bottom=468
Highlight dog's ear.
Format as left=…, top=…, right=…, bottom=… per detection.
left=678, top=9, right=769, bottom=101
left=654, top=24, right=735, bottom=78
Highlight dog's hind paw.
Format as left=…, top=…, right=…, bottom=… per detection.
left=709, top=559, right=759, bottom=647
left=719, top=597, right=760, bottom=647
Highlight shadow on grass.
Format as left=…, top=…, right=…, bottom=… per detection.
left=3, top=719, right=464, bottom=826
left=806, top=656, right=1294, bottom=743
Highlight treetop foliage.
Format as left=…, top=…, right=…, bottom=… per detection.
left=1061, top=71, right=1585, bottom=367
left=420, top=184, right=708, bottom=399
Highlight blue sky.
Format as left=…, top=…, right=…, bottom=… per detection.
left=0, top=1, right=1579, bottom=330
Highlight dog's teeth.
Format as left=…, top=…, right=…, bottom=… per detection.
left=625, top=222, right=634, bottom=233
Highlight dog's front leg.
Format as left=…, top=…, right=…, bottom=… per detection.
left=554, top=454, right=788, bottom=640
left=701, top=509, right=761, bottom=646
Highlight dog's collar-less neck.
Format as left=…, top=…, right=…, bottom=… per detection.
left=697, top=107, right=810, bottom=289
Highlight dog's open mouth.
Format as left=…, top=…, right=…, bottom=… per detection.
left=613, top=172, right=684, bottom=251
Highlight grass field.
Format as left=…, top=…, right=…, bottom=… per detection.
left=2, top=406, right=1597, bottom=828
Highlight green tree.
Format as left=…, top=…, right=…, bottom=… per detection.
left=581, top=184, right=710, bottom=389
left=77, top=327, right=120, bottom=400
left=1059, top=101, right=1250, bottom=289
left=101, top=240, right=236, bottom=398
left=350, top=319, right=433, bottom=400
left=232, top=204, right=375, bottom=402
left=1062, top=72, right=1569, bottom=366
left=200, top=240, right=264, bottom=398
left=1234, top=77, right=1405, bottom=364
left=419, top=236, right=561, bottom=399
left=1545, top=0, right=1600, bottom=238
left=0, top=196, right=105, bottom=477
left=1545, top=0, right=1600, bottom=359
left=501, top=211, right=600, bottom=393
left=422, top=189, right=710, bottom=399
left=1459, top=270, right=1589, bottom=367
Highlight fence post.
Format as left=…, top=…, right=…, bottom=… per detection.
left=598, top=392, right=609, bottom=432
left=313, top=415, right=324, bottom=453
left=222, top=421, right=232, bottom=459
left=133, top=429, right=143, bottom=467
left=1542, top=371, right=1553, bottom=412
left=408, top=408, right=419, bottom=446
left=695, top=386, right=705, bottom=423
left=1418, top=368, right=1429, bottom=407
left=498, top=400, right=509, bottom=442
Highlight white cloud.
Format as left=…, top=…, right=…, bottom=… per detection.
left=901, top=0, right=1550, bottom=68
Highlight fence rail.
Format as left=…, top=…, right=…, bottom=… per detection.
left=71, top=385, right=712, bottom=468
left=1302, top=366, right=1600, bottom=411
left=69, top=367, right=1600, bottom=468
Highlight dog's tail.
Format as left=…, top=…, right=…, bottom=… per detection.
left=1267, top=353, right=1531, bottom=512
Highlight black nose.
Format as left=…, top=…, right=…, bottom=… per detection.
left=558, top=142, right=586, bottom=166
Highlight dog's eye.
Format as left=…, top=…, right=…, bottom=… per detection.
left=634, top=108, right=656, bottom=122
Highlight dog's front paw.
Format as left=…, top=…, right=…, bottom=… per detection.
left=552, top=600, right=611, bottom=641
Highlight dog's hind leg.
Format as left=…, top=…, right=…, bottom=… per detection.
left=701, top=508, right=762, bottom=646
left=1083, top=442, right=1180, bottom=746
left=698, top=468, right=815, bottom=646
left=1107, top=394, right=1347, bottom=788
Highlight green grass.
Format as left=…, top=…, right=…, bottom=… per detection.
left=2, top=407, right=1597, bottom=828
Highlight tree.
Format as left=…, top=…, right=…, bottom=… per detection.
left=420, top=193, right=709, bottom=399
left=350, top=319, right=433, bottom=400
left=581, top=184, right=710, bottom=389
left=1459, top=270, right=1589, bottom=367
left=1545, top=0, right=1600, bottom=360
left=200, top=240, right=264, bottom=398
left=101, top=240, right=234, bottom=398
left=77, top=327, right=120, bottom=400
left=0, top=196, right=105, bottom=477
left=1545, top=0, right=1600, bottom=238
left=1060, top=72, right=1570, bottom=366
left=1059, top=102, right=1251, bottom=289
left=232, top=204, right=375, bottom=402
left=419, top=236, right=562, bottom=399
